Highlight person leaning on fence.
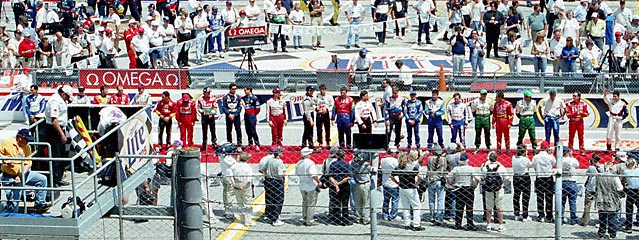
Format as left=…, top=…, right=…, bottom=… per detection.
left=351, top=151, right=372, bottom=225
left=261, top=146, right=286, bottom=226
left=443, top=143, right=462, bottom=221
left=624, top=158, right=639, bottom=233
left=481, top=151, right=508, bottom=232
left=560, top=148, right=580, bottom=225
left=380, top=146, right=400, bottom=221
left=219, top=144, right=239, bottom=219
left=532, top=140, right=556, bottom=222
left=1, top=129, right=49, bottom=213
left=295, top=148, right=321, bottom=226
left=328, top=148, right=352, bottom=226
left=511, top=144, right=532, bottom=222
left=230, top=153, right=255, bottom=227
left=426, top=145, right=446, bottom=223
left=392, top=151, right=425, bottom=231
left=596, top=161, right=624, bottom=239
left=447, top=153, right=479, bottom=231
left=581, top=153, right=600, bottom=226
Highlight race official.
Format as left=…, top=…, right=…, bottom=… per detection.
left=314, top=84, right=334, bottom=147
left=447, top=154, right=479, bottom=231
left=447, top=92, right=471, bottom=147
left=426, top=90, right=445, bottom=150
left=511, top=145, right=532, bottom=221
left=260, top=146, right=286, bottom=226
left=154, top=91, right=176, bottom=151
left=566, top=91, right=589, bottom=155
left=176, top=93, right=196, bottom=147
left=230, top=153, right=254, bottom=226
left=267, top=88, right=287, bottom=146
left=470, top=89, right=493, bottom=153
left=242, top=86, right=261, bottom=149
left=222, top=83, right=243, bottom=145
left=332, top=87, right=354, bottom=149
left=301, top=86, right=316, bottom=148
left=351, top=151, right=372, bottom=225
left=328, top=149, right=352, bottom=225
left=44, top=85, right=73, bottom=187
left=492, top=92, right=513, bottom=153
left=354, top=90, right=377, bottom=134
left=539, top=90, right=565, bottom=146
left=516, top=91, right=537, bottom=150
left=385, top=87, right=404, bottom=147
left=404, top=91, right=423, bottom=149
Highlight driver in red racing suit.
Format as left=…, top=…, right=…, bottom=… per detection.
left=176, top=93, right=197, bottom=147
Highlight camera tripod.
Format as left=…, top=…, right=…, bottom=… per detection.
left=591, top=46, right=619, bottom=93
left=239, top=48, right=257, bottom=71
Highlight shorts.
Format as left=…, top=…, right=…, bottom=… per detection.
left=484, top=188, right=504, bottom=210
left=150, top=49, right=164, bottom=61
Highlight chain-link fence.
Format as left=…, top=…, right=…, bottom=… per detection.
left=196, top=144, right=639, bottom=239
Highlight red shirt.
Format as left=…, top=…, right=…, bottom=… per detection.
left=566, top=100, right=589, bottom=121
left=176, top=99, right=197, bottom=123
left=18, top=39, right=36, bottom=58
left=154, top=99, right=176, bottom=118
left=493, top=100, right=513, bottom=123
left=123, top=27, right=137, bottom=51
left=334, top=96, right=354, bottom=114
left=108, top=93, right=130, bottom=105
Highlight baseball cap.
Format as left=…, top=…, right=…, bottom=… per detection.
left=272, top=87, right=281, bottom=93
left=540, top=140, right=551, bottom=149
left=269, top=145, right=283, bottom=154
left=23, top=31, right=31, bottom=37
left=410, top=91, right=417, bottom=95
left=524, top=90, right=532, bottom=97
left=563, top=147, right=571, bottom=154
left=239, top=9, right=246, bottom=15
left=432, top=145, right=443, bottom=155
left=447, top=143, right=458, bottom=153
left=97, top=26, right=105, bottom=32
left=129, top=19, right=137, bottom=25
left=203, top=87, right=211, bottom=92
left=78, top=86, right=85, bottom=91
left=616, top=151, right=628, bottom=162
left=359, top=48, right=368, bottom=55
left=615, top=31, right=622, bottom=36
left=301, top=147, right=313, bottom=157
left=23, top=66, right=31, bottom=73
left=163, top=16, right=171, bottom=22
left=620, top=0, right=626, bottom=4
left=459, top=154, right=469, bottom=162
left=226, top=0, right=232, bottom=5
left=306, top=85, right=315, bottom=91
left=148, top=3, right=155, bottom=8
left=105, top=28, right=113, bottom=34
left=137, top=84, right=145, bottom=89
left=632, top=38, right=639, bottom=44
left=388, top=146, right=399, bottom=153
left=146, top=16, right=154, bottom=21
left=60, top=85, right=74, bottom=97
left=17, top=129, right=34, bottom=142
left=480, top=89, right=488, bottom=95
left=138, top=28, right=145, bottom=34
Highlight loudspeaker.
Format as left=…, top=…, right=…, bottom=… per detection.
left=353, top=133, right=387, bottom=150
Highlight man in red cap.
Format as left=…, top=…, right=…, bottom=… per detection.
left=154, top=91, right=176, bottom=151
left=267, top=87, right=287, bottom=146
left=18, top=31, right=36, bottom=67
left=492, top=91, right=513, bottom=154
left=176, top=93, right=197, bottom=147
left=108, top=85, right=130, bottom=105
left=131, top=27, right=150, bottom=69
left=124, top=20, right=139, bottom=69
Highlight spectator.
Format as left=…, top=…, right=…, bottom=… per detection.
left=581, top=154, right=600, bottom=226
left=586, top=12, right=605, bottom=51
left=12, top=0, right=26, bottom=29
left=545, top=0, right=564, bottom=38
left=175, top=8, right=193, bottom=68
left=142, top=15, right=154, bottom=33
left=611, top=31, right=627, bottom=72
left=596, top=161, right=624, bottom=239
left=219, top=145, right=238, bottom=219
left=230, top=153, right=254, bottom=226
left=448, top=153, right=479, bottom=231
left=101, top=28, right=117, bottom=68
left=624, top=158, right=639, bottom=233
left=208, top=6, right=224, bottom=59
left=414, top=0, right=435, bottom=45
left=131, top=28, right=149, bottom=69
left=445, top=0, right=464, bottom=41
left=481, top=151, right=508, bottom=232
left=344, top=0, right=364, bottom=49
left=560, top=37, right=580, bottom=75
left=527, top=5, right=547, bottom=41
left=328, top=148, right=352, bottom=226
left=505, top=31, right=521, bottom=74
left=107, top=6, right=121, bottom=52
left=124, top=20, right=139, bottom=69
left=245, top=0, right=261, bottom=23
left=511, top=145, right=532, bottom=222
left=46, top=8, right=64, bottom=35
left=483, top=2, right=504, bottom=58
left=24, top=84, right=46, bottom=125
left=260, top=146, right=286, bottom=226
left=18, top=31, right=36, bottom=67
left=505, top=7, right=519, bottom=37
left=574, top=0, right=588, bottom=23
left=380, top=147, right=400, bottom=221
left=561, top=148, right=580, bottom=225
left=147, top=3, right=160, bottom=19
left=563, top=11, right=580, bottom=46
left=307, top=0, right=323, bottom=49
left=393, top=151, right=425, bottom=231
left=161, top=16, right=177, bottom=68
left=51, top=32, right=69, bottom=67
left=148, top=22, right=165, bottom=69
left=270, top=0, right=288, bottom=53
left=76, top=25, right=93, bottom=58
left=391, top=0, right=407, bottom=40
left=426, top=145, right=446, bottom=223
left=549, top=30, right=566, bottom=75
left=532, top=140, right=556, bottom=222
left=37, top=36, right=53, bottom=67
left=450, top=26, right=467, bottom=76
left=1, top=129, right=49, bottom=213
left=628, top=38, right=639, bottom=73
left=351, top=150, right=372, bottom=225
left=373, top=0, right=391, bottom=46
left=69, top=35, right=89, bottom=65
left=468, top=29, right=485, bottom=77
left=193, top=7, right=208, bottom=64
left=289, top=3, right=304, bottom=50
left=221, top=0, right=239, bottom=51
left=531, top=31, right=549, bottom=75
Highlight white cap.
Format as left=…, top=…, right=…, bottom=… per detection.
left=616, top=152, right=628, bottom=161
left=633, top=15, right=639, bottom=20
left=301, top=147, right=313, bottom=157
left=97, top=26, right=105, bottom=32
left=388, top=146, right=399, bottom=153
left=632, top=38, right=639, bottom=44
left=60, top=85, right=74, bottom=97
left=146, top=16, right=154, bottom=21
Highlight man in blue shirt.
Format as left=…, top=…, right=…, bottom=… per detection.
left=404, top=91, right=423, bottom=150
left=207, top=6, right=224, bottom=58
left=24, top=85, right=46, bottom=125
left=426, top=90, right=445, bottom=150
left=221, top=83, right=243, bottom=145
left=328, top=149, right=353, bottom=225
left=450, top=26, right=467, bottom=76
left=385, top=87, right=405, bottom=148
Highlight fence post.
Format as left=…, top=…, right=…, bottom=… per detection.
left=554, top=143, right=564, bottom=240
left=540, top=73, right=546, bottom=92
left=369, top=151, right=379, bottom=240
left=115, top=154, right=125, bottom=240
left=176, top=147, right=203, bottom=240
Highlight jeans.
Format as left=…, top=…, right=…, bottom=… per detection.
left=593, top=38, right=604, bottom=52
left=470, top=53, right=485, bottom=77
left=293, top=35, right=301, bottom=48
left=470, top=21, right=482, bottom=32
left=598, top=210, right=619, bottom=238
left=444, top=187, right=456, bottom=219
left=427, top=121, right=444, bottom=149
left=561, top=181, right=578, bottom=222
left=452, top=54, right=465, bottom=76
left=208, top=33, right=223, bottom=53
left=406, top=120, right=420, bottom=148
left=336, top=114, right=352, bottom=148
left=382, top=186, right=399, bottom=220
left=562, top=61, right=576, bottom=75
left=347, top=18, right=361, bottom=47
left=374, top=13, right=388, bottom=44
left=544, top=116, right=560, bottom=145
left=244, top=114, right=259, bottom=146
left=2, top=171, right=48, bottom=213
left=386, top=114, right=402, bottom=146
left=509, top=55, right=522, bottom=73
left=533, top=57, right=547, bottom=76
left=264, top=178, right=284, bottom=223
left=195, top=30, right=206, bottom=61
left=417, top=21, right=430, bottom=43
left=428, top=181, right=445, bottom=220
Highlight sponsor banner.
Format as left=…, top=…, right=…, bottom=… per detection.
left=79, top=69, right=188, bottom=89
left=227, top=26, right=268, bottom=48
left=118, top=112, right=152, bottom=172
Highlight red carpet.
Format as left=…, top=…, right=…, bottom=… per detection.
left=170, top=145, right=619, bottom=169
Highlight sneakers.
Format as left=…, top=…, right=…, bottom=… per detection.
left=304, top=221, right=320, bottom=226
left=473, top=148, right=480, bottom=154
left=522, top=217, right=531, bottom=222
left=497, top=225, right=505, bottom=232
left=272, top=220, right=284, bottom=226
left=515, top=216, right=522, bottom=221
left=486, top=224, right=493, bottom=232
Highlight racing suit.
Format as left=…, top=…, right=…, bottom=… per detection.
left=267, top=97, right=287, bottom=146
left=516, top=99, right=537, bottom=150
left=385, top=96, right=405, bottom=147
left=24, top=93, right=46, bottom=125
left=426, top=97, right=445, bottom=149
left=242, top=94, right=261, bottom=147
left=566, top=100, right=589, bottom=151
left=604, top=97, right=628, bottom=151
left=176, top=96, right=197, bottom=147
left=154, top=99, right=176, bottom=148
left=404, top=99, right=423, bottom=149
left=108, top=93, right=130, bottom=105
left=197, top=95, right=218, bottom=148
left=302, top=94, right=316, bottom=147
left=315, top=93, right=334, bottom=146
left=470, top=98, right=493, bottom=150
left=222, top=93, right=243, bottom=145
left=333, top=96, right=354, bottom=149
left=493, top=99, right=513, bottom=150
left=447, top=101, right=471, bottom=146
left=355, top=99, right=377, bottom=134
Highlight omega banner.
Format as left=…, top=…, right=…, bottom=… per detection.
left=79, top=69, right=188, bottom=89
left=227, top=26, right=268, bottom=48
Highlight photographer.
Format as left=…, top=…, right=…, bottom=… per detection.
left=450, top=26, right=467, bottom=76
left=445, top=1, right=464, bottom=41
left=505, top=31, right=522, bottom=74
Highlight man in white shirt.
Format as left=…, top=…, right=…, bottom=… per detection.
left=413, top=0, right=435, bottom=45
left=481, top=151, right=509, bottom=232
left=161, top=17, right=177, bottom=68
left=220, top=147, right=238, bottom=219
left=230, top=153, right=255, bottom=226
left=193, top=7, right=209, bottom=64
left=614, top=0, right=632, bottom=28
left=350, top=48, right=373, bottom=88
left=107, top=6, right=121, bottom=53
left=295, top=148, right=321, bottom=226
left=612, top=31, right=628, bottom=69
left=511, top=145, right=532, bottom=221
left=354, top=90, right=378, bottom=133
left=603, top=89, right=628, bottom=152
left=175, top=8, right=193, bottom=67
left=380, top=147, right=400, bottom=221
left=16, top=66, right=32, bottom=124
left=131, top=28, right=150, bottom=69
left=560, top=148, right=580, bottom=225
left=148, top=22, right=165, bottom=69
left=245, top=0, right=262, bottom=23
left=539, top=90, right=565, bottom=146
left=344, top=0, right=365, bottom=49
left=470, top=0, right=484, bottom=32
left=532, top=140, right=556, bottom=222
left=52, top=32, right=68, bottom=67
left=548, top=30, right=566, bottom=75
left=221, top=0, right=238, bottom=51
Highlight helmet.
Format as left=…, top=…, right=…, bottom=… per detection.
left=359, top=48, right=367, bottom=55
